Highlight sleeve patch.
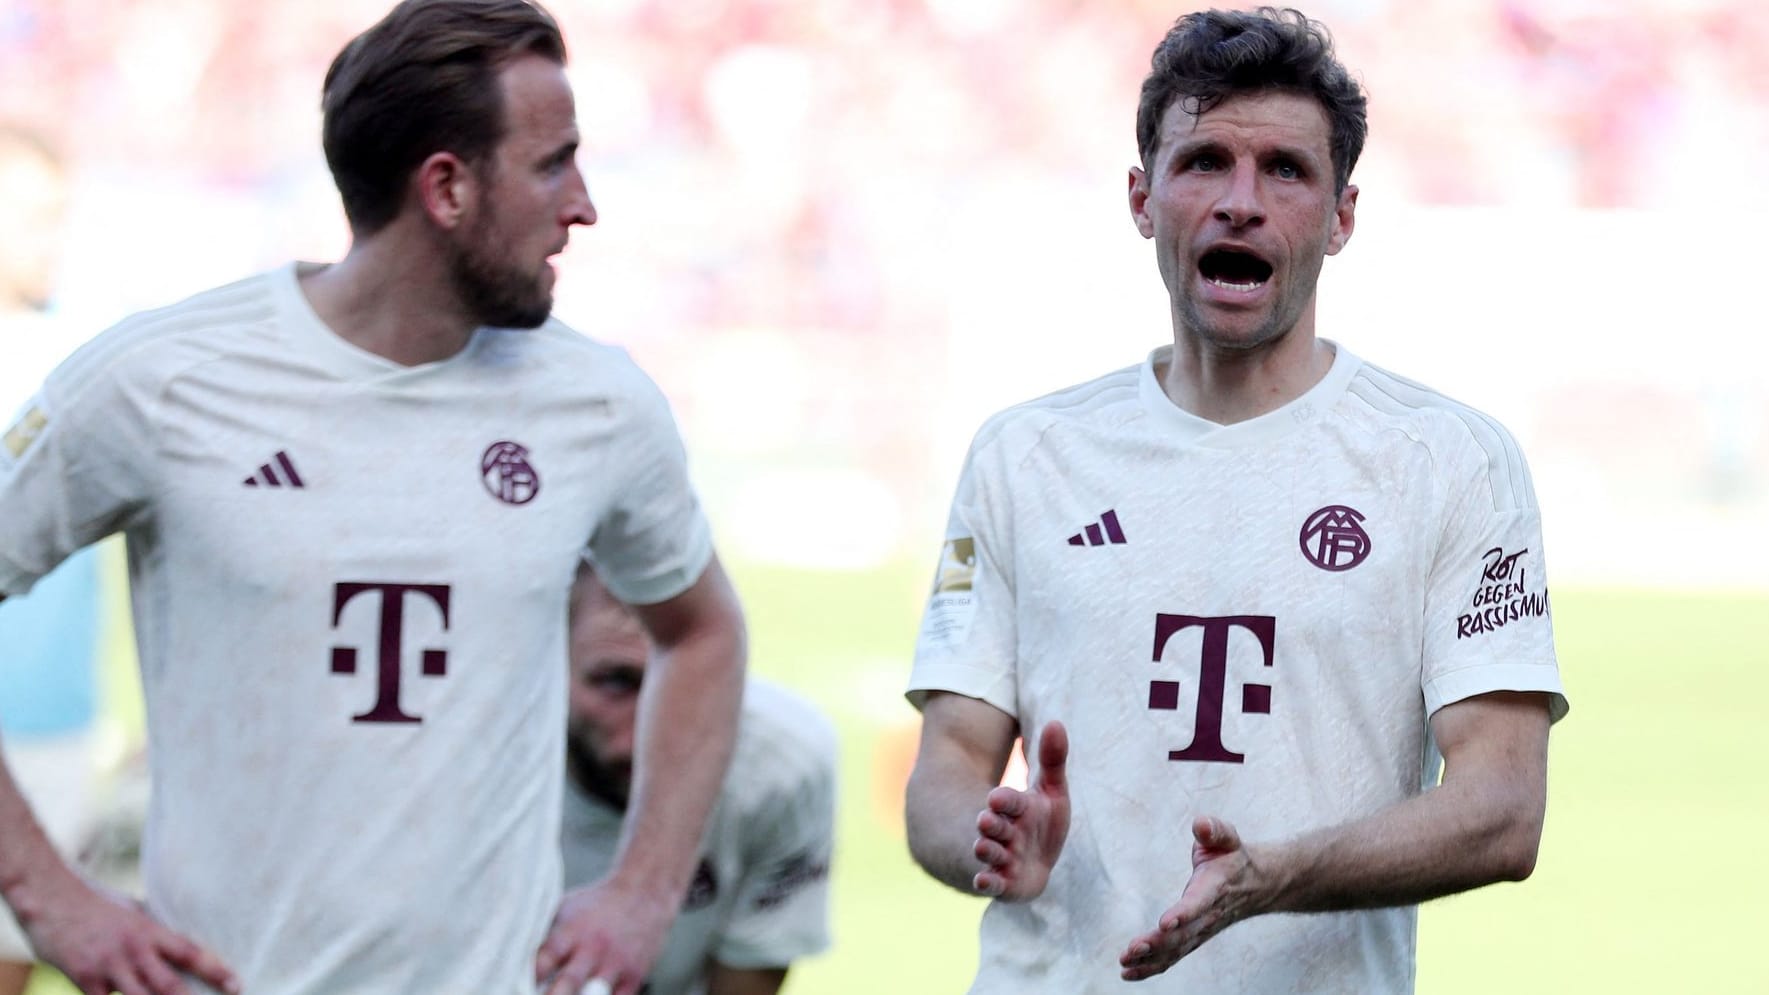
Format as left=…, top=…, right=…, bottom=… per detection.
left=2, top=405, right=48, bottom=460
left=1454, top=546, right=1552, bottom=639
left=920, top=537, right=979, bottom=647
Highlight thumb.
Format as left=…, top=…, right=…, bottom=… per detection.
left=1192, top=815, right=1240, bottom=853
left=1035, top=721, right=1068, bottom=794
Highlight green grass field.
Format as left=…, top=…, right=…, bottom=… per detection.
left=26, top=574, right=1768, bottom=994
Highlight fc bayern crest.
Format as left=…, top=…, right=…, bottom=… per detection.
left=1299, top=504, right=1370, bottom=571
left=480, top=441, right=540, bottom=505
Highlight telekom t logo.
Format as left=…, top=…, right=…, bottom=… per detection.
left=1148, top=614, right=1276, bottom=763
left=330, top=582, right=452, bottom=724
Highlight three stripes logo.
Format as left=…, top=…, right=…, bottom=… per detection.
left=1067, top=509, right=1126, bottom=547
left=242, top=450, right=306, bottom=489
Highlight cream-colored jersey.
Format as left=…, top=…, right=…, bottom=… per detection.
left=0, top=264, right=713, bottom=994
left=561, top=680, right=834, bottom=995
left=908, top=342, right=1566, bottom=995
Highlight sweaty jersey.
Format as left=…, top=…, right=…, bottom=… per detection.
left=0, top=264, right=713, bottom=994
left=908, top=342, right=1566, bottom=995
left=561, top=680, right=835, bottom=995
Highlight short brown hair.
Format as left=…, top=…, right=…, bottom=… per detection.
left=321, top=0, right=567, bottom=234
left=1136, top=7, right=1367, bottom=193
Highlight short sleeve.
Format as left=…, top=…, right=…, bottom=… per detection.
left=0, top=345, right=156, bottom=596
left=905, top=425, right=1019, bottom=715
left=711, top=742, right=836, bottom=969
left=1420, top=427, right=1567, bottom=722
left=585, top=368, right=713, bottom=606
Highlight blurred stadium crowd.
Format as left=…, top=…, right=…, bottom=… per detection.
left=3, top=0, right=1766, bottom=577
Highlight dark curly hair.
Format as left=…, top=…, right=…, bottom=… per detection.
left=1135, top=7, right=1367, bottom=192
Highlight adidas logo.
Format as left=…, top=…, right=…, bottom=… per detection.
left=1067, top=509, right=1126, bottom=547
left=242, top=450, right=306, bottom=489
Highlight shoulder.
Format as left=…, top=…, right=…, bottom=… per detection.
left=46, top=271, right=281, bottom=403
left=476, top=319, right=673, bottom=411
left=966, top=361, right=1144, bottom=470
left=725, top=680, right=838, bottom=813
left=1338, top=358, right=1535, bottom=512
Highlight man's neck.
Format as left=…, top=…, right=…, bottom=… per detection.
left=297, top=233, right=480, bottom=367
left=1159, top=329, right=1334, bottom=426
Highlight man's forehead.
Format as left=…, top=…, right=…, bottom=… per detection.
left=1158, top=90, right=1332, bottom=153
left=495, top=54, right=578, bottom=138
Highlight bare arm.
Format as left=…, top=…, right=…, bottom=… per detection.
left=1120, top=690, right=1551, bottom=979
left=903, top=691, right=1018, bottom=893
left=616, top=554, right=748, bottom=901
left=0, top=731, right=237, bottom=995
left=538, top=555, right=748, bottom=995
left=704, top=963, right=788, bottom=995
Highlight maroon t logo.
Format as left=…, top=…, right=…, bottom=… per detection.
left=330, top=582, right=452, bottom=724
left=1148, top=614, right=1276, bottom=763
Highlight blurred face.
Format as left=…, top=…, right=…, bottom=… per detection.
left=449, top=54, right=597, bottom=329
left=0, top=139, right=67, bottom=312
left=1129, top=90, right=1356, bottom=351
left=565, top=586, right=649, bottom=809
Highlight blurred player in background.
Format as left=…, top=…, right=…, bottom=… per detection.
left=905, top=7, right=1567, bottom=992
left=0, top=2, right=745, bottom=994
left=564, top=563, right=834, bottom=995
left=0, top=123, right=106, bottom=995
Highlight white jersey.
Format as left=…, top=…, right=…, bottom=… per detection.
left=908, top=342, right=1566, bottom=995
left=561, top=680, right=834, bottom=995
left=0, top=264, right=713, bottom=994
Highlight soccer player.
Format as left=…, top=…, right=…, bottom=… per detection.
left=562, top=564, right=834, bottom=995
left=0, top=123, right=105, bottom=995
left=904, top=7, right=1567, bottom=992
left=0, top=3, right=746, bottom=994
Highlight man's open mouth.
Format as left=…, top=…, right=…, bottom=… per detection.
left=1199, top=248, right=1274, bottom=291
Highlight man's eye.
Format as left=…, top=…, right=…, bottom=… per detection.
left=593, top=674, right=640, bottom=694
left=1190, top=155, right=1221, bottom=172
left=1273, top=161, right=1301, bottom=179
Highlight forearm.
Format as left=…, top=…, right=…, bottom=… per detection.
left=904, top=755, right=990, bottom=893
left=0, top=733, right=83, bottom=925
left=1251, top=772, right=1543, bottom=915
left=608, top=622, right=745, bottom=897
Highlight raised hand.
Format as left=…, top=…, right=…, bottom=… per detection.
left=535, top=877, right=677, bottom=995
left=971, top=720, right=1070, bottom=901
left=1118, top=815, right=1259, bottom=981
left=23, top=877, right=238, bottom=995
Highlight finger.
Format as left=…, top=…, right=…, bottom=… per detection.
left=543, top=949, right=601, bottom=995
left=984, top=786, right=1026, bottom=818
left=972, top=870, right=1004, bottom=897
left=154, top=930, right=237, bottom=995
left=1192, top=814, right=1240, bottom=852
left=105, top=960, right=152, bottom=995
left=535, top=925, right=572, bottom=983
left=132, top=945, right=191, bottom=995
left=976, top=809, right=1014, bottom=842
left=974, top=837, right=1010, bottom=867
left=1035, top=720, right=1068, bottom=792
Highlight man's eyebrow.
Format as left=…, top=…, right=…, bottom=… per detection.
left=539, top=138, right=579, bottom=166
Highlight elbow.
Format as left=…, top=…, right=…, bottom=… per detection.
left=1490, top=806, right=1544, bottom=883
left=1495, top=836, right=1539, bottom=882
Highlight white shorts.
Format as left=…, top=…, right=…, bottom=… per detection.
left=0, top=732, right=95, bottom=962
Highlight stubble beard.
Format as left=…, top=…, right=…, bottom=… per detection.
left=566, top=732, right=631, bottom=811
left=449, top=218, right=552, bottom=330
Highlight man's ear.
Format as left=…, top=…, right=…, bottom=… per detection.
left=1326, top=183, right=1357, bottom=256
left=1129, top=165, right=1155, bottom=239
left=413, top=151, right=476, bottom=231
